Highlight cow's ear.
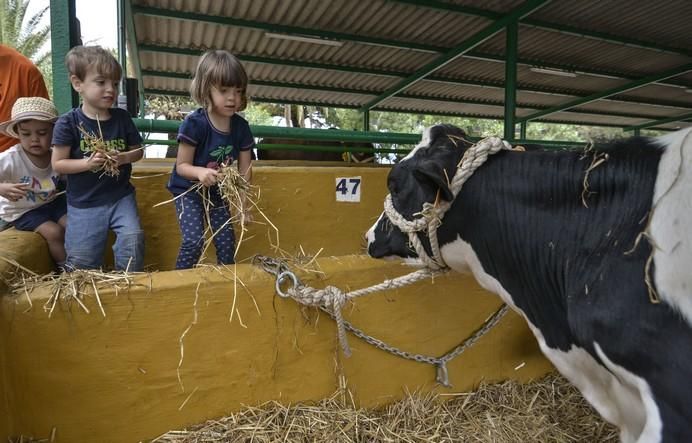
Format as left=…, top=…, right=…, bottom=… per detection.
left=413, top=161, right=454, bottom=201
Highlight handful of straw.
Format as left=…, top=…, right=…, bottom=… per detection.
left=196, top=162, right=260, bottom=261
left=153, top=161, right=279, bottom=265
left=78, top=119, right=120, bottom=178
left=213, top=162, right=253, bottom=224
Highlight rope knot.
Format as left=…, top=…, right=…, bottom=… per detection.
left=419, top=202, right=443, bottom=230
left=323, top=285, right=347, bottom=310
left=384, top=134, right=512, bottom=271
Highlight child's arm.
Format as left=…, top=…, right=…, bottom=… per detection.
left=52, top=145, right=106, bottom=174
left=238, top=149, right=253, bottom=223
left=0, top=182, right=29, bottom=202
left=175, top=142, right=219, bottom=187
left=238, top=149, right=252, bottom=184
left=115, top=145, right=144, bottom=166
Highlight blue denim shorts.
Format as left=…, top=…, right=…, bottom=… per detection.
left=64, top=192, right=144, bottom=271
left=13, top=194, right=67, bottom=231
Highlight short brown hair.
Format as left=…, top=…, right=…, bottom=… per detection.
left=190, top=50, right=248, bottom=111
left=65, top=45, right=122, bottom=81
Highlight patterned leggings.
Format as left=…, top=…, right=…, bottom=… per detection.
left=174, top=191, right=235, bottom=269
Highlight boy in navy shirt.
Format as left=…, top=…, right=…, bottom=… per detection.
left=52, top=46, right=144, bottom=271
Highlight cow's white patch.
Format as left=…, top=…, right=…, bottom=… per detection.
left=440, top=237, right=652, bottom=443
left=651, top=127, right=692, bottom=327
left=593, top=343, right=663, bottom=443
left=401, top=126, right=433, bottom=162
left=365, top=214, right=381, bottom=247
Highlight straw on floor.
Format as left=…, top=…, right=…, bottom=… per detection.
left=152, top=373, right=618, bottom=443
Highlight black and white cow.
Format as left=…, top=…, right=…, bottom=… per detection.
left=367, top=124, right=692, bottom=443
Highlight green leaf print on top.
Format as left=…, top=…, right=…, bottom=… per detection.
left=210, top=145, right=234, bottom=164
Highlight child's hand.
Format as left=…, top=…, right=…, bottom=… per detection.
left=86, top=152, right=107, bottom=171
left=0, top=183, right=30, bottom=202
left=197, top=168, right=219, bottom=187
left=111, top=151, right=127, bottom=167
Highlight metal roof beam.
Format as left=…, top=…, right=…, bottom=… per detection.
left=392, top=0, right=692, bottom=57
left=463, top=51, right=691, bottom=89
left=517, top=63, right=692, bottom=123
left=132, top=7, right=691, bottom=89
left=134, top=5, right=692, bottom=64
left=138, top=53, right=692, bottom=112
left=138, top=44, right=402, bottom=76
left=623, top=112, right=692, bottom=132
left=141, top=70, right=671, bottom=120
left=131, top=5, right=443, bottom=53
left=358, top=0, right=552, bottom=112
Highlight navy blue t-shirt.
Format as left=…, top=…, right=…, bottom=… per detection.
left=52, top=107, right=142, bottom=208
left=167, top=109, right=255, bottom=195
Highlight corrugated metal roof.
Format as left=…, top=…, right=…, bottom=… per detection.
left=131, top=0, right=692, bottom=132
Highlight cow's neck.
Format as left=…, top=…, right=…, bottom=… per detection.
left=440, top=143, right=663, bottom=350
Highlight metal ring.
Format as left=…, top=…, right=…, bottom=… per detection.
left=275, top=271, right=299, bottom=298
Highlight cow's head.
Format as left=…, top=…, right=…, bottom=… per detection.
left=366, top=124, right=472, bottom=261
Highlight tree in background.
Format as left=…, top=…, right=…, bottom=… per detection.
left=0, top=0, right=52, bottom=95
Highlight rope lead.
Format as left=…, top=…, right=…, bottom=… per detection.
left=256, top=136, right=513, bottom=386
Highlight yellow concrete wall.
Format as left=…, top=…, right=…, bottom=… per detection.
left=0, top=257, right=551, bottom=442
left=0, top=162, right=553, bottom=442
left=133, top=160, right=390, bottom=270
left=0, top=230, right=56, bottom=439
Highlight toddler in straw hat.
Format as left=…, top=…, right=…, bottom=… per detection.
left=0, top=97, right=67, bottom=268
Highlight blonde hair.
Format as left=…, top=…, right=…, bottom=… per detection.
left=65, top=45, right=122, bottom=81
left=190, top=50, right=248, bottom=111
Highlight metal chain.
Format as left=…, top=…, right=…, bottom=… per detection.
left=319, top=303, right=508, bottom=387
left=252, top=255, right=290, bottom=277
left=253, top=254, right=509, bottom=387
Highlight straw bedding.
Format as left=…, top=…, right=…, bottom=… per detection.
left=151, top=374, right=617, bottom=443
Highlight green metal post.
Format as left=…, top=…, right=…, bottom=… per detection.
left=520, top=122, right=527, bottom=139
left=117, top=0, right=128, bottom=110
left=125, top=0, right=146, bottom=117
left=504, top=21, right=518, bottom=141
left=50, top=0, right=80, bottom=113
left=363, top=110, right=370, bottom=131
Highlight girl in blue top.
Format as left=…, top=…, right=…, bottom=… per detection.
left=167, top=50, right=255, bottom=269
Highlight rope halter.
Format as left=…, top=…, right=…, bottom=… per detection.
left=384, top=136, right=512, bottom=270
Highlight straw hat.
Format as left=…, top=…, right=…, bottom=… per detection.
left=0, top=97, right=58, bottom=138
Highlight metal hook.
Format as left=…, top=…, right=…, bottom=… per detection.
left=436, top=362, right=451, bottom=388
left=275, top=271, right=299, bottom=298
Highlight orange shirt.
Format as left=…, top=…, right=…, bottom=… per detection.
left=0, top=45, right=50, bottom=152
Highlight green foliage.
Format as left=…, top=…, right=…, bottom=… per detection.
left=525, top=122, right=625, bottom=142
left=0, top=0, right=50, bottom=64
left=144, top=95, right=196, bottom=120
left=243, top=103, right=274, bottom=126
left=147, top=98, right=633, bottom=147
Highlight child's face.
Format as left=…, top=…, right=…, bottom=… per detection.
left=71, top=68, right=119, bottom=114
left=16, top=120, right=53, bottom=158
left=209, top=85, right=243, bottom=118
